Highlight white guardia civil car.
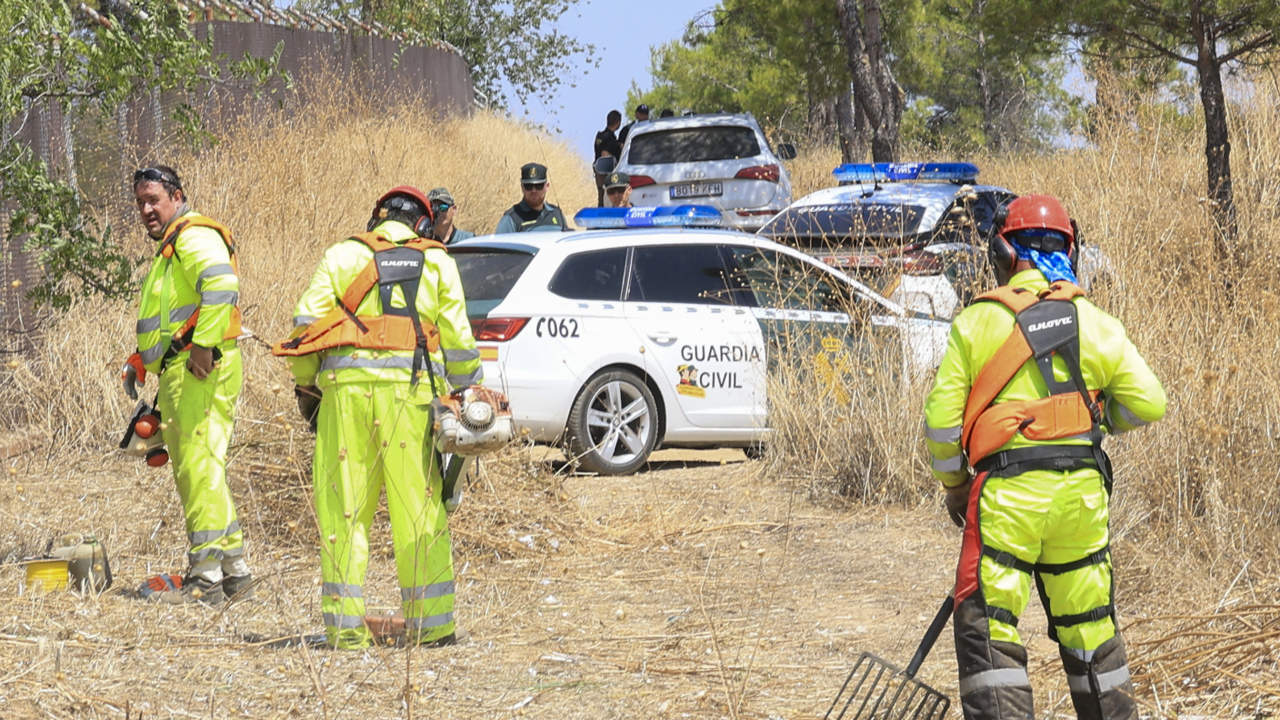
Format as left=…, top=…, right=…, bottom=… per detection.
left=451, top=206, right=949, bottom=475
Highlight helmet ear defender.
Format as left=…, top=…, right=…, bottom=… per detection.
left=368, top=188, right=435, bottom=238
left=987, top=203, right=1017, bottom=285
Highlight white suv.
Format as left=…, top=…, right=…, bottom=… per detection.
left=614, top=113, right=795, bottom=231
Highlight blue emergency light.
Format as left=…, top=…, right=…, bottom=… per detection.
left=832, top=162, right=979, bottom=184
left=573, top=205, right=724, bottom=230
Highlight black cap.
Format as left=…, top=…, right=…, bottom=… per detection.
left=520, top=162, right=548, bottom=184
left=636, top=104, right=650, bottom=114
left=604, top=171, right=630, bottom=190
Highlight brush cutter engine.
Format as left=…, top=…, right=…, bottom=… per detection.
left=432, top=386, right=513, bottom=456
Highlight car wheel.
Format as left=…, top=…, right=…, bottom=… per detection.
left=742, top=443, right=766, bottom=460
left=566, top=369, right=659, bottom=475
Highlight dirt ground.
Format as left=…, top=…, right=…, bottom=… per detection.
left=0, top=444, right=1241, bottom=719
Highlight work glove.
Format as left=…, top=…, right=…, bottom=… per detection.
left=121, top=353, right=147, bottom=400
left=945, top=478, right=973, bottom=528
left=295, top=385, right=321, bottom=432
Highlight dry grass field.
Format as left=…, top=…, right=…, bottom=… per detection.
left=1, top=73, right=1278, bottom=718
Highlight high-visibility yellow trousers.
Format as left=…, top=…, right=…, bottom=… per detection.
left=313, top=382, right=455, bottom=649
left=157, top=343, right=246, bottom=581
left=953, top=468, right=1135, bottom=719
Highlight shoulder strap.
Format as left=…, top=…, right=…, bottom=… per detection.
left=158, top=214, right=235, bottom=259
left=972, top=285, right=1038, bottom=313
left=962, top=325, right=1033, bottom=452
left=1042, top=280, right=1084, bottom=301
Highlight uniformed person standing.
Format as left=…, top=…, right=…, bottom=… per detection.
left=603, top=171, right=632, bottom=208
left=494, top=163, right=569, bottom=233
left=427, top=187, right=475, bottom=245
left=275, top=186, right=482, bottom=649
left=923, top=195, right=1166, bottom=719
left=122, top=165, right=252, bottom=604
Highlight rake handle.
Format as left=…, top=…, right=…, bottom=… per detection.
left=905, top=594, right=955, bottom=678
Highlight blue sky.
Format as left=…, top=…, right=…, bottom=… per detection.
left=507, top=0, right=713, bottom=161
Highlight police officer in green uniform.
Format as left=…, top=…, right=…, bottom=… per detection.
left=494, top=163, right=569, bottom=233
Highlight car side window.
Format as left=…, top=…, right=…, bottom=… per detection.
left=723, top=246, right=857, bottom=315
left=627, top=243, right=736, bottom=305
left=548, top=247, right=628, bottom=300
left=971, top=191, right=1016, bottom=238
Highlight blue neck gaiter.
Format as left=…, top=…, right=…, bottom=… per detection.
left=1011, top=242, right=1077, bottom=284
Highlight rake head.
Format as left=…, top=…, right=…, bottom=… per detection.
left=824, top=651, right=950, bottom=720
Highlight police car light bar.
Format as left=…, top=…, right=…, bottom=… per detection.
left=574, top=205, right=724, bottom=230
left=832, top=162, right=979, bottom=183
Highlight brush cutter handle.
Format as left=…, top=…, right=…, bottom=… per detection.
left=905, top=594, right=954, bottom=678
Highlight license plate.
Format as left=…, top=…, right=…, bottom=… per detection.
left=670, top=181, right=723, bottom=199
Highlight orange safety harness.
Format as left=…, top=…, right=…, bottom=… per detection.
left=273, top=232, right=447, bottom=385
left=156, top=215, right=242, bottom=370
left=961, top=281, right=1112, bottom=487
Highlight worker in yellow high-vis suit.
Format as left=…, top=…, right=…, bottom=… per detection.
left=924, top=195, right=1166, bottom=720
left=122, top=166, right=251, bottom=605
left=275, top=186, right=482, bottom=649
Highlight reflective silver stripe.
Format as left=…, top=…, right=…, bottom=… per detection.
left=189, top=519, right=241, bottom=546
left=139, top=342, right=165, bottom=365
left=188, top=547, right=225, bottom=564
left=293, top=315, right=317, bottom=327
left=404, top=612, right=454, bottom=630
left=1108, top=401, right=1148, bottom=430
left=319, top=355, right=448, bottom=376
left=197, top=263, right=234, bottom=283
left=136, top=315, right=162, bottom=334
left=401, top=580, right=455, bottom=602
left=200, top=290, right=238, bottom=305
left=169, top=304, right=197, bottom=324
left=933, top=454, right=965, bottom=473
left=443, top=348, right=480, bottom=362
left=448, top=368, right=483, bottom=387
left=322, top=582, right=364, bottom=598
left=924, top=422, right=961, bottom=444
left=323, top=612, right=365, bottom=629
left=958, top=667, right=1031, bottom=696
left=223, top=545, right=245, bottom=558
left=1067, top=666, right=1130, bottom=694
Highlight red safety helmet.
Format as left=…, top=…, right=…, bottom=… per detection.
left=989, top=194, right=1077, bottom=285
left=370, top=185, right=435, bottom=237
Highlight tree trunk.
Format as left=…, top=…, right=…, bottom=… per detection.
left=835, top=87, right=858, bottom=162
left=835, top=0, right=902, bottom=162
left=1190, top=1, right=1238, bottom=261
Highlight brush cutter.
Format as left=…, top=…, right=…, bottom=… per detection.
left=824, top=594, right=954, bottom=720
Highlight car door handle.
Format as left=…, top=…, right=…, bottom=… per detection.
left=647, top=332, right=678, bottom=346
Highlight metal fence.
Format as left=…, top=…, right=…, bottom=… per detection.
left=1, top=14, right=476, bottom=352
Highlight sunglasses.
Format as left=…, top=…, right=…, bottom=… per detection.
left=606, top=187, right=627, bottom=195
left=522, top=182, right=546, bottom=191
left=133, top=167, right=182, bottom=190
left=432, top=202, right=453, bottom=214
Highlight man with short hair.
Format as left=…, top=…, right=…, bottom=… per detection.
left=617, top=103, right=649, bottom=148
left=924, top=195, right=1166, bottom=719
left=427, top=187, right=474, bottom=245
left=122, top=165, right=252, bottom=605
left=603, top=171, right=632, bottom=208
left=593, top=110, right=623, bottom=207
left=495, top=163, right=569, bottom=233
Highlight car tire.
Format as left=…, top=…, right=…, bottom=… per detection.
left=566, top=369, right=659, bottom=475
left=742, top=443, right=766, bottom=460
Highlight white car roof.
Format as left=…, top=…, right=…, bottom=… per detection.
left=786, top=181, right=1009, bottom=237
left=626, top=112, right=764, bottom=136
left=453, top=228, right=909, bottom=316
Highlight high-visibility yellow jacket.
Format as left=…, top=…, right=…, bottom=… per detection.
left=285, top=220, right=482, bottom=395
left=924, top=269, right=1166, bottom=488
left=135, top=209, right=241, bottom=372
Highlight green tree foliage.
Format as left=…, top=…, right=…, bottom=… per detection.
left=290, top=0, right=595, bottom=108
left=0, top=1, right=266, bottom=309
left=1069, top=0, right=1280, bottom=258
left=897, top=0, right=1075, bottom=152
left=629, top=1, right=849, bottom=142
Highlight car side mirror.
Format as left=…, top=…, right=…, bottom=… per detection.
left=593, top=156, right=616, bottom=174
left=776, top=142, right=797, bottom=160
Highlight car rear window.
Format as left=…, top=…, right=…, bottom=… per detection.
left=759, top=203, right=927, bottom=247
left=548, top=247, right=627, bottom=300
left=453, top=249, right=535, bottom=315
left=627, top=127, right=761, bottom=165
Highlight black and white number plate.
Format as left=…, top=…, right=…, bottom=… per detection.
left=670, top=181, right=723, bottom=199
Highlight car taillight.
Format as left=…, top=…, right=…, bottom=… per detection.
left=471, top=317, right=528, bottom=341
left=734, top=164, right=780, bottom=182
left=629, top=174, right=656, bottom=188
left=900, top=254, right=944, bottom=275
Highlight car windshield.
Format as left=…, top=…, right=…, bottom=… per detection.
left=759, top=203, right=927, bottom=247
left=453, top=249, right=535, bottom=316
left=628, top=126, right=761, bottom=165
